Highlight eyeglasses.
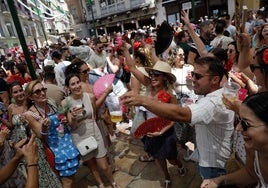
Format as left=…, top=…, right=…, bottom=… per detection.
left=80, top=68, right=90, bottom=74
left=149, top=70, right=163, bottom=77
left=191, top=71, right=217, bottom=80
left=249, top=64, right=262, bottom=72
left=33, top=87, right=47, bottom=95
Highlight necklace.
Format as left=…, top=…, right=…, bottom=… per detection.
left=34, top=102, right=57, bottom=118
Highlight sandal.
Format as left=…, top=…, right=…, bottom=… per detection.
left=139, top=155, right=155, bottom=162
left=163, top=179, right=171, bottom=188
left=112, top=166, right=120, bottom=174
left=112, top=182, right=121, bottom=188
left=178, top=166, right=186, bottom=176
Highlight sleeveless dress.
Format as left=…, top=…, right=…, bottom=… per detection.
left=10, top=114, right=28, bottom=143
left=67, top=93, right=107, bottom=162
left=26, top=105, right=62, bottom=188
left=47, top=113, right=80, bottom=177
left=254, top=151, right=268, bottom=188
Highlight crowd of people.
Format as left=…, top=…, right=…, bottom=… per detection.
left=0, top=6, right=268, bottom=188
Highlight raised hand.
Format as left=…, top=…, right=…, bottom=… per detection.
left=181, top=10, right=190, bottom=25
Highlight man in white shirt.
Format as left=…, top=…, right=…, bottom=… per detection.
left=51, top=51, right=71, bottom=89
left=121, top=56, right=234, bottom=179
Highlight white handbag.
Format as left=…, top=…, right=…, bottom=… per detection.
left=77, top=136, right=98, bottom=156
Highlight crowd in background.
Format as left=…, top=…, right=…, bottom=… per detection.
left=0, top=5, right=268, bottom=188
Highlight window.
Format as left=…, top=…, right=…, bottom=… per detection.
left=0, top=25, right=5, bottom=37
left=1, top=0, right=8, bottom=11
left=70, top=7, right=78, bottom=22
left=24, top=25, right=31, bottom=36
left=6, top=22, right=15, bottom=37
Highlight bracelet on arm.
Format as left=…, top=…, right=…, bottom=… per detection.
left=40, top=129, right=48, bottom=136
left=27, top=163, right=38, bottom=168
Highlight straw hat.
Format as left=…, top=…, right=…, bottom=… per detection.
left=145, top=60, right=176, bottom=84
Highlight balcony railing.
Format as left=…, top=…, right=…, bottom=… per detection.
left=130, top=0, right=146, bottom=8
left=100, top=1, right=125, bottom=17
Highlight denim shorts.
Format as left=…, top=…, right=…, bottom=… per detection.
left=199, top=166, right=226, bottom=179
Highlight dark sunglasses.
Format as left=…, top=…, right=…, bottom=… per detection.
left=80, top=68, right=90, bottom=74
left=106, top=49, right=113, bottom=53
left=249, top=64, right=262, bottom=72
left=33, top=87, right=47, bottom=95
left=237, top=116, right=254, bottom=131
left=191, top=71, right=217, bottom=80
left=149, top=71, right=163, bottom=77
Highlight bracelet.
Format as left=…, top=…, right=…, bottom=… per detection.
left=27, top=163, right=38, bottom=167
left=40, top=130, right=48, bottom=136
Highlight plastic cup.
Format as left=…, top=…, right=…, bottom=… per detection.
left=106, top=95, right=122, bottom=123
left=223, top=82, right=241, bottom=102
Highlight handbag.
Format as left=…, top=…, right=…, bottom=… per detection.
left=77, top=136, right=98, bottom=156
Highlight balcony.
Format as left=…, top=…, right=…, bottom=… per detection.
left=130, top=0, right=146, bottom=8
left=100, top=1, right=125, bottom=17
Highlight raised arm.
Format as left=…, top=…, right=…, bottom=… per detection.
left=121, top=44, right=151, bottom=86
left=181, top=10, right=207, bottom=57
left=121, top=91, right=191, bottom=122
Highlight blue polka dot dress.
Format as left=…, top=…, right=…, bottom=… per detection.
left=47, top=114, right=80, bottom=177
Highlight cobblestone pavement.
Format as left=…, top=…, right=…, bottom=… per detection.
left=73, top=125, right=202, bottom=188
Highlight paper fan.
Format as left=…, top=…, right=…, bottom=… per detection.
left=93, top=74, right=115, bottom=99
left=133, top=117, right=172, bottom=139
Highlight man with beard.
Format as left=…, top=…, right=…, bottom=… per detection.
left=121, top=56, right=234, bottom=180
left=187, top=20, right=215, bottom=65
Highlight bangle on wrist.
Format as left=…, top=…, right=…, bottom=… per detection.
left=27, top=163, right=38, bottom=168
left=40, top=130, right=48, bottom=136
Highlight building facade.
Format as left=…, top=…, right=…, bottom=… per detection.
left=0, top=0, right=71, bottom=54
left=66, top=0, right=261, bottom=38
left=66, top=0, right=163, bottom=38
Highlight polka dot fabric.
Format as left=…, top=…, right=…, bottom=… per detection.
left=47, top=114, right=80, bottom=177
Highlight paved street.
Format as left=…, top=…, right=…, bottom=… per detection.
left=73, top=123, right=202, bottom=188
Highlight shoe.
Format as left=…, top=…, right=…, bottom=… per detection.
left=139, top=155, right=155, bottom=162
left=98, top=184, right=105, bottom=188
left=163, top=179, right=171, bottom=188
left=178, top=166, right=186, bottom=176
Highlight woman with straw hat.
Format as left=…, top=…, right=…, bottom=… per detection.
left=122, top=44, right=186, bottom=187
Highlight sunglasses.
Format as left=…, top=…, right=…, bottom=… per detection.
left=106, top=49, right=113, bottom=53
left=80, top=68, right=90, bottom=74
left=149, top=71, right=163, bottom=77
left=249, top=64, right=262, bottom=72
left=191, top=71, right=217, bottom=80
left=33, top=87, right=47, bottom=95
left=237, top=116, right=255, bottom=131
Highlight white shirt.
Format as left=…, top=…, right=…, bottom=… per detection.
left=171, top=65, right=193, bottom=95
left=54, top=61, right=70, bottom=89
left=189, top=88, right=234, bottom=168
